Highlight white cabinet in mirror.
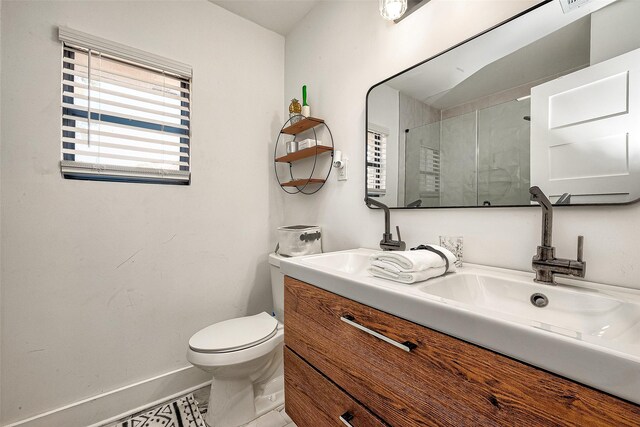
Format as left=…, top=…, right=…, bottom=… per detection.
left=366, top=0, right=640, bottom=208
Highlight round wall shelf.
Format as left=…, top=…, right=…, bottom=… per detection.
left=274, top=115, right=334, bottom=195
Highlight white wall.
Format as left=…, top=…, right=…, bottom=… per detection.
left=283, top=0, right=640, bottom=290
left=591, top=0, right=640, bottom=64
left=0, top=0, right=3, bottom=418
left=0, top=1, right=284, bottom=425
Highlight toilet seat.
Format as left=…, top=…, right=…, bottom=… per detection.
left=189, top=312, right=278, bottom=353
left=187, top=322, right=283, bottom=368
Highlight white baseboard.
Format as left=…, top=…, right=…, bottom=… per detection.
left=4, top=366, right=211, bottom=427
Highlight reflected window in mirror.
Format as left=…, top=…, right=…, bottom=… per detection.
left=367, top=127, right=388, bottom=197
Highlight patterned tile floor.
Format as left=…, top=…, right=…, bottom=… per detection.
left=107, top=386, right=296, bottom=427
left=192, top=386, right=296, bottom=427
left=104, top=394, right=205, bottom=427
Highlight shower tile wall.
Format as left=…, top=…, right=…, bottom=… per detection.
left=399, top=93, right=441, bottom=130
left=477, top=99, right=531, bottom=206
left=404, top=122, right=441, bottom=207
left=399, top=93, right=441, bottom=207
left=440, top=111, right=478, bottom=206
left=401, top=96, right=531, bottom=208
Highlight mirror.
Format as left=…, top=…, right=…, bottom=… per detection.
left=366, top=0, right=640, bottom=208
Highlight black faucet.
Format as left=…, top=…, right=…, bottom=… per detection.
left=529, top=186, right=585, bottom=284
left=365, top=197, right=406, bottom=251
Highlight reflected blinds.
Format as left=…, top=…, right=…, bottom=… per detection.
left=60, top=28, right=192, bottom=183
left=419, top=146, right=440, bottom=198
left=367, top=130, right=387, bottom=195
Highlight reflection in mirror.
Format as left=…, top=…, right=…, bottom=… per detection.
left=366, top=0, right=640, bottom=208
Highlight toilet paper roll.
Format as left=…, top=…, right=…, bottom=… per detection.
left=333, top=150, right=343, bottom=168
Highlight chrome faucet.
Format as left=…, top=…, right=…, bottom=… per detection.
left=529, top=186, right=586, bottom=284
left=365, top=197, right=406, bottom=251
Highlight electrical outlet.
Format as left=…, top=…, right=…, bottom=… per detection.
left=559, top=0, right=596, bottom=13
left=337, top=158, right=348, bottom=181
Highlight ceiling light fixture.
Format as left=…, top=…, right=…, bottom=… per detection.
left=379, top=0, right=408, bottom=21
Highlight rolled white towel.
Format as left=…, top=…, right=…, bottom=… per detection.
left=369, top=245, right=457, bottom=273
left=367, top=265, right=446, bottom=284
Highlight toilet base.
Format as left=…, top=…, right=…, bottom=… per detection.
left=204, top=374, right=284, bottom=427
left=203, top=352, right=284, bottom=427
left=254, top=374, right=284, bottom=417
left=205, top=377, right=253, bottom=427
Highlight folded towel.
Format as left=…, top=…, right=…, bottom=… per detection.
left=369, top=245, right=457, bottom=273
left=367, top=265, right=447, bottom=284
left=367, top=245, right=457, bottom=284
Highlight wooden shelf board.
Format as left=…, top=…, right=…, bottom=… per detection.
left=276, top=146, right=333, bottom=163
left=282, top=117, right=325, bottom=135
left=281, top=178, right=326, bottom=187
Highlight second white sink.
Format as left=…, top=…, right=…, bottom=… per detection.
left=419, top=273, right=640, bottom=347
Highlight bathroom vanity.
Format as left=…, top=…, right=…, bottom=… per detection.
left=283, top=275, right=640, bottom=426
left=280, top=249, right=640, bottom=426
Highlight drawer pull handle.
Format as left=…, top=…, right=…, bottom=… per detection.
left=340, top=315, right=417, bottom=352
left=339, top=411, right=355, bottom=427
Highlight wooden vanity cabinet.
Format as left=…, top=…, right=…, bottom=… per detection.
left=284, top=346, right=385, bottom=427
left=283, top=276, right=640, bottom=427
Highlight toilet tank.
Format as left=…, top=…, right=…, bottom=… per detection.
left=268, top=253, right=286, bottom=322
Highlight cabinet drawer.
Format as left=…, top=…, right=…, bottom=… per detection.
left=284, top=347, right=385, bottom=427
left=284, top=276, right=640, bottom=426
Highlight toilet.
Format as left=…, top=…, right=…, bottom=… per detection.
left=187, top=253, right=286, bottom=427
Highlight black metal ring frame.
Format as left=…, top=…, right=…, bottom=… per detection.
left=274, top=114, right=334, bottom=195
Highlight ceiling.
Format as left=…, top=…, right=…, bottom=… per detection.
left=424, top=16, right=591, bottom=109
left=384, top=3, right=595, bottom=110
left=209, top=0, right=320, bottom=36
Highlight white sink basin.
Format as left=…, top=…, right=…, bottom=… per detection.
left=420, top=273, right=640, bottom=344
left=281, top=248, right=640, bottom=405
left=296, top=250, right=371, bottom=276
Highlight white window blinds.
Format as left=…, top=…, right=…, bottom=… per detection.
left=60, top=28, right=192, bottom=183
left=367, top=129, right=387, bottom=195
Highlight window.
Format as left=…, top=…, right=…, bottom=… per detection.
left=59, top=27, right=192, bottom=184
left=367, top=129, right=387, bottom=195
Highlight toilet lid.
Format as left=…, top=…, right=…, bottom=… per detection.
left=189, top=312, right=278, bottom=353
